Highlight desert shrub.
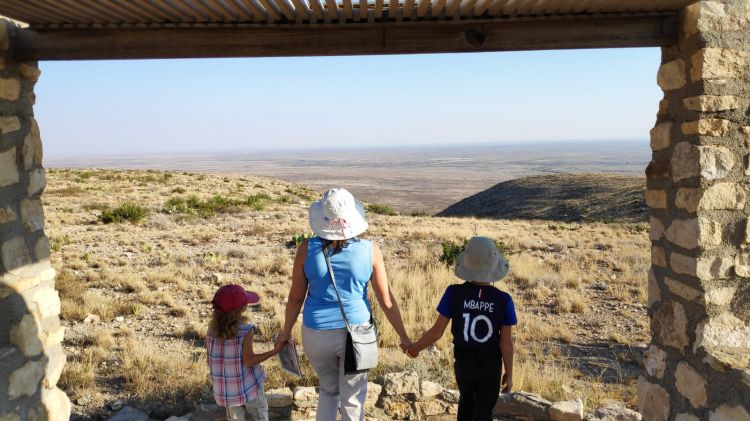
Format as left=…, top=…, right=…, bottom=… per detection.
left=367, top=203, right=397, bottom=216
left=171, top=187, right=186, bottom=194
left=99, top=203, right=148, bottom=224
left=439, top=238, right=510, bottom=267
left=410, top=210, right=430, bottom=217
left=289, top=232, right=313, bottom=248
left=163, top=193, right=275, bottom=217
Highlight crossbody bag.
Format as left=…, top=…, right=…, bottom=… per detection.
left=323, top=245, right=379, bottom=374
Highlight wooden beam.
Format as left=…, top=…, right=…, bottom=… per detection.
left=12, top=14, right=679, bottom=61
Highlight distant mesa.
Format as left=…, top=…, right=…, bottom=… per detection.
left=437, top=173, right=647, bottom=223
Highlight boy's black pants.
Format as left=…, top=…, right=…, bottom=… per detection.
left=454, top=348, right=502, bottom=421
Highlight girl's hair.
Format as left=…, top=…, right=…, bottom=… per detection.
left=208, top=306, right=246, bottom=340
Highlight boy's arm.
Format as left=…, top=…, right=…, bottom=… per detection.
left=243, top=330, right=284, bottom=368
left=407, top=315, right=450, bottom=357
left=500, top=325, right=514, bottom=393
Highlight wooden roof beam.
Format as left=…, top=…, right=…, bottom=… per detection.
left=12, top=14, right=679, bottom=61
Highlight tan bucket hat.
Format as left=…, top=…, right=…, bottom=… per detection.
left=308, top=188, right=368, bottom=240
left=455, top=236, right=510, bottom=283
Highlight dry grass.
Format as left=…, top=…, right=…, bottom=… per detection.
left=47, top=169, right=651, bottom=416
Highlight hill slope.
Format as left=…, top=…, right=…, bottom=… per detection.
left=438, top=173, right=647, bottom=223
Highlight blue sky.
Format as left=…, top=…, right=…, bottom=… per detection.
left=35, top=48, right=662, bottom=158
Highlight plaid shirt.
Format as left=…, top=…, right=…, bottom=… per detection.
left=207, top=323, right=266, bottom=407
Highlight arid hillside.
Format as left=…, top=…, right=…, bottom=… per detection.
left=438, top=174, right=647, bottom=223
left=43, top=169, right=650, bottom=420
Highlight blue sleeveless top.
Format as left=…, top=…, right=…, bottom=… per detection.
left=303, top=236, right=373, bottom=330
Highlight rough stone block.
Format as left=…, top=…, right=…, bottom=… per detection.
left=691, top=48, right=749, bottom=82
left=675, top=362, right=707, bottom=408
left=648, top=270, right=661, bottom=309
left=18, top=63, right=41, bottom=83
left=493, top=392, right=551, bottom=420
left=20, top=199, right=45, bottom=231
left=676, top=414, right=700, bottom=421
left=380, top=396, right=414, bottom=419
left=699, top=183, right=746, bottom=210
left=366, top=382, right=382, bottom=409
left=658, top=98, right=669, bottom=116
left=650, top=122, right=671, bottom=151
left=588, top=403, right=642, bottom=420
left=652, top=299, right=689, bottom=353
left=0, top=206, right=17, bottom=224
left=44, top=343, right=66, bottom=389
left=743, top=126, right=750, bottom=148
left=681, top=119, right=730, bottom=137
left=649, top=216, right=664, bottom=241
left=705, top=287, right=735, bottom=306
left=657, top=59, right=686, bottom=90
left=420, top=380, right=443, bottom=399
left=34, top=236, right=50, bottom=261
left=1, top=235, right=31, bottom=273
left=0, top=116, right=20, bottom=134
left=415, top=399, right=446, bottom=417
left=699, top=146, right=733, bottom=180
left=27, top=169, right=46, bottom=197
left=31, top=287, right=61, bottom=319
left=22, top=119, right=42, bottom=169
left=267, top=388, right=293, bottom=407
left=683, top=2, right=739, bottom=38
left=709, top=405, right=750, bottom=421
left=383, top=371, right=420, bottom=397
left=694, top=312, right=750, bottom=358
left=676, top=188, right=702, bottom=213
left=683, top=95, right=739, bottom=112
left=9, top=313, right=42, bottom=357
left=0, top=77, right=21, bottom=101
left=637, top=376, right=670, bottom=421
left=44, top=324, right=65, bottom=347
left=671, top=142, right=700, bottom=181
left=643, top=344, right=667, bottom=379
left=292, top=386, right=318, bottom=408
left=8, top=360, right=45, bottom=400
left=0, top=146, right=19, bottom=187
left=646, top=160, right=669, bottom=180
left=665, top=278, right=702, bottom=302
left=645, top=190, right=667, bottom=209
left=651, top=245, right=667, bottom=267
left=665, top=218, right=721, bottom=250
left=549, top=398, right=583, bottom=421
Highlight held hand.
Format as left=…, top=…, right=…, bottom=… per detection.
left=501, top=373, right=513, bottom=393
left=273, top=340, right=286, bottom=354
left=405, top=345, right=419, bottom=359
left=399, top=336, right=413, bottom=351
left=275, top=331, right=291, bottom=348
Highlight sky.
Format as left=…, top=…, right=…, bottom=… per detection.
left=35, top=48, right=662, bottom=158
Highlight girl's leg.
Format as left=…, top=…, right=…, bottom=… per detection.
left=226, top=405, right=246, bottom=421
left=302, top=325, right=347, bottom=421
left=454, top=357, right=478, bottom=421
left=245, top=387, right=269, bottom=421
left=473, top=358, right=502, bottom=421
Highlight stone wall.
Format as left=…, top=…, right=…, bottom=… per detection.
left=0, top=19, right=70, bottom=421
left=644, top=0, right=750, bottom=420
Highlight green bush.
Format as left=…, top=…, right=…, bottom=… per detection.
left=99, top=203, right=148, bottom=224
left=162, top=193, right=275, bottom=218
left=439, top=238, right=510, bottom=267
left=290, top=233, right=313, bottom=248
left=367, top=203, right=397, bottom=216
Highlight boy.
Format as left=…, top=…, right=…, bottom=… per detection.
left=406, top=236, right=516, bottom=421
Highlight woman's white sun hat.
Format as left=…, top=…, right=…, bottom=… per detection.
left=455, top=236, right=510, bottom=283
left=309, top=188, right=369, bottom=240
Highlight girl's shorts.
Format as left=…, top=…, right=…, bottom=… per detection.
left=226, top=387, right=268, bottom=421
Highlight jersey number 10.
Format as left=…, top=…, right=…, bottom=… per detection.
left=462, top=313, right=493, bottom=343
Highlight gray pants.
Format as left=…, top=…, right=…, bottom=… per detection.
left=226, top=387, right=269, bottom=421
left=302, top=325, right=368, bottom=421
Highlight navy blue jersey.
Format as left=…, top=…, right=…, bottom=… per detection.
left=437, top=283, right=517, bottom=353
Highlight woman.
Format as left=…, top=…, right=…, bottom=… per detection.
left=275, top=188, right=412, bottom=421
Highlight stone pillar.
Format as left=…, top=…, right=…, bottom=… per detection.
left=643, top=1, right=750, bottom=420
left=0, top=20, right=71, bottom=421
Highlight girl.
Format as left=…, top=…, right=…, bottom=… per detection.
left=207, top=284, right=283, bottom=421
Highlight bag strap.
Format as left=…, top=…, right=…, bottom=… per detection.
left=323, top=245, right=353, bottom=331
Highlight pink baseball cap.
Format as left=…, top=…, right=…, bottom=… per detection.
left=212, top=285, right=260, bottom=313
